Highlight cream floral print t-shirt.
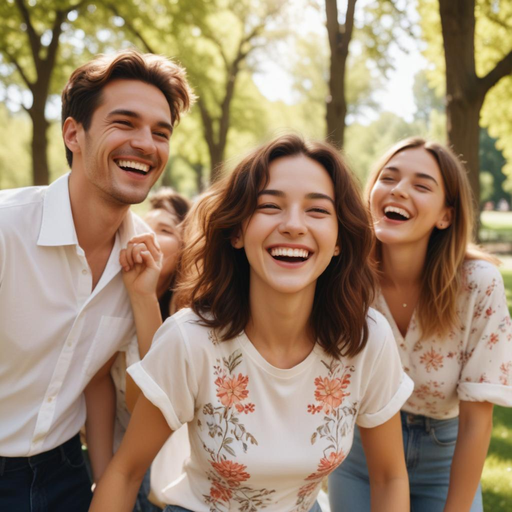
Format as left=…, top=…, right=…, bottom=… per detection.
left=374, top=260, right=512, bottom=419
left=128, top=308, right=413, bottom=512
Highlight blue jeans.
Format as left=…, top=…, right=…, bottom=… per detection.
left=0, top=434, right=92, bottom=512
left=164, top=501, right=322, bottom=511
left=328, top=411, right=483, bottom=512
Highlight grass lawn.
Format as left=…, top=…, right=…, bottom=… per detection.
left=482, top=256, right=512, bottom=511
left=481, top=211, right=512, bottom=242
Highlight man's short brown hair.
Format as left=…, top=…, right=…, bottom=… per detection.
left=61, top=48, right=195, bottom=166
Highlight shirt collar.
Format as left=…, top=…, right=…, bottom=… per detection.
left=37, top=173, right=139, bottom=248
left=37, top=173, right=77, bottom=247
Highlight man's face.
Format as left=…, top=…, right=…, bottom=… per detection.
left=73, top=79, right=172, bottom=205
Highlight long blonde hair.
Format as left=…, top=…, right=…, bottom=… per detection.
left=366, top=137, right=497, bottom=338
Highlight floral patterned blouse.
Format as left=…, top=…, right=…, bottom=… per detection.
left=128, top=308, right=413, bottom=512
left=374, top=260, right=512, bottom=419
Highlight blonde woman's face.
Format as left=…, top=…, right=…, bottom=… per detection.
left=370, top=147, right=453, bottom=248
left=144, top=208, right=182, bottom=281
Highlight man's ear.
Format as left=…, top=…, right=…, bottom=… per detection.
left=62, top=117, right=82, bottom=156
left=231, top=229, right=244, bottom=249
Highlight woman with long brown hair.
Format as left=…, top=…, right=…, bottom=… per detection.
left=329, top=137, right=512, bottom=511
left=90, top=134, right=413, bottom=512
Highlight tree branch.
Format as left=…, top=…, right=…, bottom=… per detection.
left=106, top=3, right=156, bottom=53
left=197, top=98, right=216, bottom=149
left=3, top=49, right=33, bottom=91
left=479, top=48, right=512, bottom=95
left=14, top=0, right=41, bottom=61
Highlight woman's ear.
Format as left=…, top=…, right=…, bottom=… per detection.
left=231, top=230, right=244, bottom=249
left=333, top=245, right=340, bottom=257
left=437, top=207, right=453, bottom=230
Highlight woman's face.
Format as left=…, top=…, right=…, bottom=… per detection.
left=233, top=154, right=340, bottom=298
left=143, top=208, right=182, bottom=282
left=370, top=147, right=452, bottom=248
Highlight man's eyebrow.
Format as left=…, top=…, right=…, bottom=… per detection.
left=258, top=189, right=335, bottom=204
left=108, top=109, right=173, bottom=133
left=383, top=166, right=439, bottom=186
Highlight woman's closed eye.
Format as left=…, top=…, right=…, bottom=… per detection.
left=257, top=203, right=280, bottom=210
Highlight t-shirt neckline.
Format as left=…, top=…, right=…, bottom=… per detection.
left=237, top=331, right=320, bottom=379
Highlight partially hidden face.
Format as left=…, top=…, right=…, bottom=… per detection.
left=144, top=208, right=182, bottom=282
left=370, top=147, right=452, bottom=247
left=233, top=154, right=340, bottom=297
left=74, top=79, right=172, bottom=205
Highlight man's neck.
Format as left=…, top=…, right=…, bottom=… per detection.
left=68, top=172, right=129, bottom=288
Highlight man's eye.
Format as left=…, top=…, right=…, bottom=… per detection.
left=154, top=132, right=170, bottom=140
left=114, top=120, right=132, bottom=127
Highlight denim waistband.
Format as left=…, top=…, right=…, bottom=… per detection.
left=0, top=433, right=81, bottom=474
left=400, top=410, right=458, bottom=431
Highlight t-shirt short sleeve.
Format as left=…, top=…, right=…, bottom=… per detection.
left=356, top=312, right=414, bottom=428
left=458, top=262, right=512, bottom=407
left=127, top=315, right=198, bottom=431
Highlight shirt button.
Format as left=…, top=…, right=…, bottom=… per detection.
left=82, top=269, right=88, bottom=275
left=47, top=396, right=53, bottom=402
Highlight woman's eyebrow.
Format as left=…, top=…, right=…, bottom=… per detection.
left=383, top=166, right=439, bottom=186
left=258, top=189, right=334, bottom=205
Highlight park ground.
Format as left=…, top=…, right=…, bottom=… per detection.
left=480, top=212, right=512, bottom=512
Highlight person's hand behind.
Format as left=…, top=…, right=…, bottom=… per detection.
left=119, top=233, right=162, bottom=298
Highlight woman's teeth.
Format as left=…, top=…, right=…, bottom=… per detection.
left=384, top=206, right=410, bottom=220
left=270, top=247, right=309, bottom=259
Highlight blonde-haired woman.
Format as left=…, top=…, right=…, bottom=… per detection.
left=329, top=138, right=512, bottom=511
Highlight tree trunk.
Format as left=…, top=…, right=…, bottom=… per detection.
left=209, top=144, right=225, bottom=183
left=439, top=0, right=482, bottom=207
left=29, top=99, right=50, bottom=186
left=325, top=0, right=356, bottom=148
left=445, top=94, right=483, bottom=209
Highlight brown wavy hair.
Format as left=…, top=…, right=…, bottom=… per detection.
left=366, top=137, right=496, bottom=338
left=176, top=134, right=376, bottom=358
left=61, top=48, right=195, bottom=166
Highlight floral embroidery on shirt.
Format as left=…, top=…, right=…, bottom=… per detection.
left=199, top=345, right=275, bottom=511
left=499, top=362, right=512, bottom=386
left=419, top=347, right=444, bottom=372
left=294, top=359, right=356, bottom=511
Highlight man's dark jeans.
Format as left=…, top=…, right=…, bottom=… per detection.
left=0, top=434, right=92, bottom=512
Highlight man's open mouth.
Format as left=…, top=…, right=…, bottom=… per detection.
left=115, top=159, right=151, bottom=175
left=384, top=206, right=410, bottom=221
left=268, top=247, right=311, bottom=263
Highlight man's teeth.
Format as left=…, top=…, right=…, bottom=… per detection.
left=270, top=247, right=309, bottom=258
left=117, top=160, right=150, bottom=173
left=384, top=206, right=410, bottom=219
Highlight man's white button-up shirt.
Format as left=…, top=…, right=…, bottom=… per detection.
left=0, top=174, right=149, bottom=456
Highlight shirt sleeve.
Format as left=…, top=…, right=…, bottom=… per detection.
left=127, top=316, right=198, bottom=431
left=357, top=313, right=414, bottom=428
left=458, top=263, right=512, bottom=407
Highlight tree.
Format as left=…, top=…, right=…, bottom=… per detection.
left=0, top=0, right=91, bottom=185
left=323, top=0, right=411, bottom=147
left=419, top=0, right=512, bottom=206
left=325, top=0, right=357, bottom=146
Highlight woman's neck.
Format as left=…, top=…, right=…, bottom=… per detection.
left=380, top=242, right=426, bottom=289
left=245, top=282, right=316, bottom=369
